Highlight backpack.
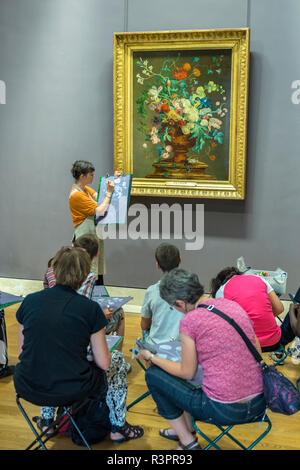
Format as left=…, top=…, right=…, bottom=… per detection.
left=59, top=396, right=111, bottom=446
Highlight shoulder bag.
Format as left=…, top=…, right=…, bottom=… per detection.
left=198, top=304, right=300, bottom=415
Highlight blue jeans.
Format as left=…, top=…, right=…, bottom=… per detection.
left=280, top=311, right=296, bottom=346
left=262, top=312, right=296, bottom=352
left=145, top=366, right=266, bottom=426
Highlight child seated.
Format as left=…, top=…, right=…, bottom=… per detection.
left=44, top=235, right=125, bottom=351
left=140, top=243, right=184, bottom=345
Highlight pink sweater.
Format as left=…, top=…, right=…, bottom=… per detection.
left=180, top=298, right=263, bottom=403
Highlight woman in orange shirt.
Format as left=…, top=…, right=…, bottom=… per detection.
left=69, top=160, right=116, bottom=285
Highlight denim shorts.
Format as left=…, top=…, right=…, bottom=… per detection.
left=145, top=366, right=266, bottom=426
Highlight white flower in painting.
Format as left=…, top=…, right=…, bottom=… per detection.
left=185, top=106, right=199, bottom=122
left=208, top=117, right=222, bottom=130
left=148, top=102, right=159, bottom=111
left=180, top=98, right=191, bottom=111
left=199, top=107, right=212, bottom=116
left=136, top=73, right=144, bottom=85
left=150, top=134, right=160, bottom=144
left=148, top=85, right=163, bottom=100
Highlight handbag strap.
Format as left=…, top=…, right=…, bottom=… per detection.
left=197, top=303, right=263, bottom=364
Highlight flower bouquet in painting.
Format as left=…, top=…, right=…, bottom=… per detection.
left=135, top=52, right=230, bottom=180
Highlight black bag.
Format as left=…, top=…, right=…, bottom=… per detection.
left=0, top=309, right=8, bottom=373
left=64, top=396, right=111, bottom=446
left=198, top=304, right=300, bottom=415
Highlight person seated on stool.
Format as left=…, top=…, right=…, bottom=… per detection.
left=138, top=268, right=266, bottom=451
left=44, top=235, right=126, bottom=352
left=73, top=234, right=126, bottom=353
left=14, top=247, right=143, bottom=444
left=211, top=266, right=298, bottom=362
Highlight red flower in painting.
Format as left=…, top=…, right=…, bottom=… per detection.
left=161, top=103, right=170, bottom=113
left=173, top=66, right=188, bottom=81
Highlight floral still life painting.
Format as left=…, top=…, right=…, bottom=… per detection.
left=113, top=29, right=249, bottom=199
left=134, top=51, right=231, bottom=180
left=133, top=50, right=231, bottom=182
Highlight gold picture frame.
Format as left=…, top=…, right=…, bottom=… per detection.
left=113, top=28, right=249, bottom=199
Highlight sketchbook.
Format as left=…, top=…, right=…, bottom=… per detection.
left=92, top=285, right=109, bottom=297
left=106, top=335, right=123, bottom=351
left=95, top=174, right=132, bottom=225
left=0, top=291, right=24, bottom=309
left=92, top=296, right=133, bottom=312
left=155, top=341, right=203, bottom=388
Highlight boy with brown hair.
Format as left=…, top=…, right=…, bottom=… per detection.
left=140, top=243, right=184, bottom=344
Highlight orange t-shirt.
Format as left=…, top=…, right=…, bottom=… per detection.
left=69, top=186, right=98, bottom=228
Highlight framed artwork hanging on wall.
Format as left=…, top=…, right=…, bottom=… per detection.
left=113, top=28, right=250, bottom=199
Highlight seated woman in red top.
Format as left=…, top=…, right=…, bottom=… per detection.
left=210, top=267, right=297, bottom=354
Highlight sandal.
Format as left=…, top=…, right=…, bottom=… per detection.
left=111, top=421, right=144, bottom=444
left=177, top=437, right=201, bottom=450
left=159, top=428, right=196, bottom=441
left=32, top=416, right=57, bottom=437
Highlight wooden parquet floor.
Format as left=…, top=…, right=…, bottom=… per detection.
left=1, top=303, right=300, bottom=451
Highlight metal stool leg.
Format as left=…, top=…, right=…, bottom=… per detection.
left=63, top=407, right=92, bottom=450
left=127, top=391, right=151, bottom=410
left=126, top=353, right=152, bottom=410
left=16, top=395, right=48, bottom=450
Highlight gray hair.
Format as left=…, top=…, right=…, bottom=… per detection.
left=159, top=268, right=204, bottom=306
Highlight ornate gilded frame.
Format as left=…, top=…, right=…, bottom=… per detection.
left=113, top=29, right=249, bottom=199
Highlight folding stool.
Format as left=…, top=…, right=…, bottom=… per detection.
left=16, top=394, right=92, bottom=450
left=191, top=412, right=272, bottom=450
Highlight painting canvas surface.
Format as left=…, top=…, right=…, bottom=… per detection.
left=133, top=49, right=232, bottom=181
